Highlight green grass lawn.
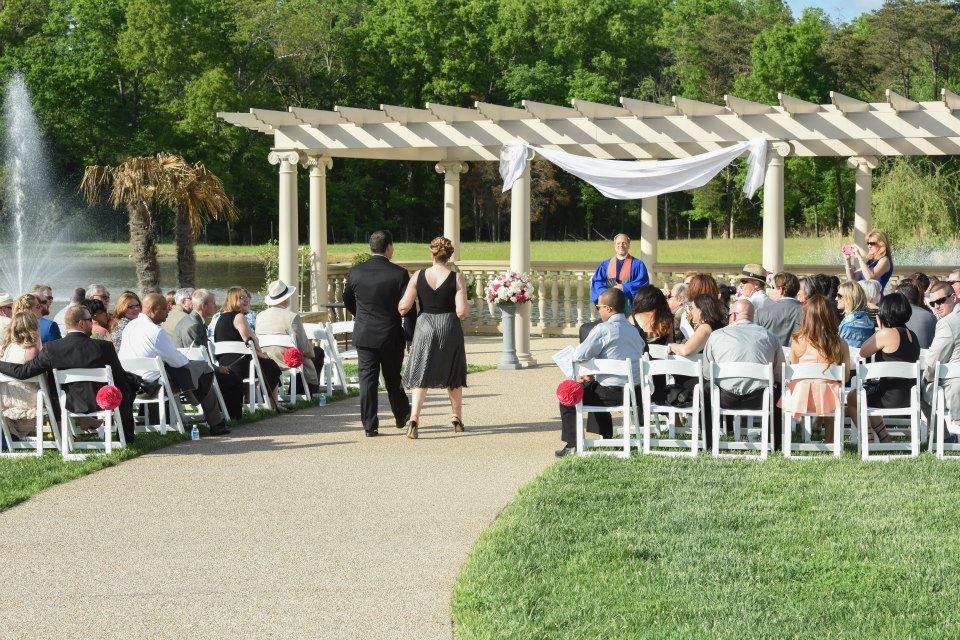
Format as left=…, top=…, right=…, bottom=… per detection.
left=0, top=389, right=357, bottom=513
left=453, top=454, right=960, bottom=640
left=59, top=237, right=840, bottom=264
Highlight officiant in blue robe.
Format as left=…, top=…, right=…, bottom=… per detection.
left=589, top=234, right=650, bottom=307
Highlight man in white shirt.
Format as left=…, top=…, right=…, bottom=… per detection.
left=922, top=284, right=960, bottom=434
left=737, top=264, right=770, bottom=312
left=119, top=293, right=230, bottom=435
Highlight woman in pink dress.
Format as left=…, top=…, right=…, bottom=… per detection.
left=781, top=294, right=851, bottom=442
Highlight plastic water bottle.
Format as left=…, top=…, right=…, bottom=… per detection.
left=190, top=425, right=200, bottom=441
left=318, top=394, right=327, bottom=406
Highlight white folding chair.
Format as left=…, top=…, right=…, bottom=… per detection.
left=640, top=356, right=703, bottom=457
left=572, top=358, right=639, bottom=458
left=212, top=341, right=272, bottom=412
left=120, top=356, right=185, bottom=435
left=257, top=334, right=312, bottom=404
left=781, top=363, right=845, bottom=458
left=856, top=361, right=922, bottom=461
left=931, top=362, right=960, bottom=460
left=647, top=344, right=670, bottom=360
left=53, top=366, right=125, bottom=458
left=709, top=362, right=774, bottom=460
left=178, top=347, right=231, bottom=420
left=0, top=374, right=60, bottom=457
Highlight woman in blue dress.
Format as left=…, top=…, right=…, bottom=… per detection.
left=843, top=229, right=893, bottom=293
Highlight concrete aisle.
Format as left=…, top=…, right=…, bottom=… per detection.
left=0, top=337, right=569, bottom=640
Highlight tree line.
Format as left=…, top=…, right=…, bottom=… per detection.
left=1, top=0, right=959, bottom=246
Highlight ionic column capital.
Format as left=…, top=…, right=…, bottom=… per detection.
left=846, top=155, right=879, bottom=171
left=267, top=150, right=302, bottom=166
left=435, top=161, right=469, bottom=176
left=766, top=141, right=791, bottom=161
left=304, top=155, right=334, bottom=174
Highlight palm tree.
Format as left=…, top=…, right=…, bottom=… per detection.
left=80, top=157, right=162, bottom=293
left=153, top=154, right=237, bottom=288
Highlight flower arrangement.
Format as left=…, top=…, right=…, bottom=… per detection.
left=556, top=380, right=584, bottom=407
left=283, top=347, right=304, bottom=368
left=95, top=385, right=123, bottom=411
left=485, top=270, right=533, bottom=305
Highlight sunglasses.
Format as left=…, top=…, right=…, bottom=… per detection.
left=867, top=241, right=879, bottom=247
left=930, top=296, right=952, bottom=306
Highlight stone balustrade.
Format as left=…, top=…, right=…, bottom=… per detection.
left=306, top=261, right=952, bottom=336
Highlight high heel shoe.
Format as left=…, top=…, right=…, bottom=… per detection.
left=452, top=417, right=465, bottom=433
left=407, top=420, right=419, bottom=440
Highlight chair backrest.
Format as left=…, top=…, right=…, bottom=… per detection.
left=120, top=356, right=164, bottom=378
left=330, top=320, right=355, bottom=336
left=573, top=358, right=634, bottom=386
left=858, top=360, right=919, bottom=382
left=920, top=348, right=930, bottom=363
left=213, top=340, right=253, bottom=357
left=647, top=344, right=670, bottom=360
left=302, top=322, right=325, bottom=340
left=670, top=352, right=702, bottom=363
left=258, top=333, right=296, bottom=349
left=783, top=362, right=844, bottom=384
left=54, top=367, right=112, bottom=385
left=710, top=361, right=773, bottom=383
left=178, top=346, right=208, bottom=362
left=935, top=362, right=960, bottom=383
left=644, top=356, right=701, bottom=378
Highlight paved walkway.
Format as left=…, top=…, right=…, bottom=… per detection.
left=0, top=336, right=569, bottom=639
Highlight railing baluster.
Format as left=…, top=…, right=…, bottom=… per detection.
left=576, top=272, right=585, bottom=329
left=537, top=271, right=547, bottom=335
left=550, top=271, right=559, bottom=335
left=562, top=272, right=572, bottom=329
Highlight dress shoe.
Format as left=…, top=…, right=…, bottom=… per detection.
left=452, top=417, right=465, bottom=433
left=555, top=446, right=576, bottom=458
left=365, top=428, right=379, bottom=437
left=406, top=420, right=419, bottom=440
left=209, top=424, right=231, bottom=436
left=396, top=411, right=411, bottom=429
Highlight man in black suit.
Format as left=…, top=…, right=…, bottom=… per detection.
left=0, top=305, right=137, bottom=443
left=343, top=230, right=417, bottom=436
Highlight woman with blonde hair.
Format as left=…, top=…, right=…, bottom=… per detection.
left=212, top=286, right=283, bottom=410
left=843, top=229, right=893, bottom=292
left=836, top=281, right=874, bottom=348
left=398, top=236, right=469, bottom=439
left=781, top=295, right=851, bottom=442
left=110, top=291, right=142, bottom=350
left=12, top=293, right=41, bottom=319
left=0, top=311, right=43, bottom=438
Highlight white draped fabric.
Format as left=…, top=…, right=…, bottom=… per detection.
left=499, top=139, right=768, bottom=200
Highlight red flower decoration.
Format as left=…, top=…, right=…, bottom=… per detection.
left=556, top=379, right=584, bottom=407
left=95, top=385, right=123, bottom=411
left=283, top=347, right=304, bottom=368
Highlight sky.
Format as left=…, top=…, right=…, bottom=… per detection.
left=787, top=0, right=884, bottom=22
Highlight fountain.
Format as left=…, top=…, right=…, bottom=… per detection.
left=1, top=71, right=67, bottom=296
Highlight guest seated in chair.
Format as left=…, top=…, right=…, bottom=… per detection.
left=556, top=288, right=645, bottom=458
left=756, top=272, right=803, bottom=347
left=119, top=293, right=231, bottom=435
left=921, top=283, right=960, bottom=430
left=256, top=280, right=323, bottom=397
left=589, top=234, right=649, bottom=308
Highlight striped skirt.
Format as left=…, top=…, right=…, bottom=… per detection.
left=403, top=312, right=467, bottom=389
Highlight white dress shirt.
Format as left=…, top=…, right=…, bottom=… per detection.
left=118, top=313, right=190, bottom=376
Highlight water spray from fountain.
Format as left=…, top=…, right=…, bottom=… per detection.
left=1, top=71, right=68, bottom=296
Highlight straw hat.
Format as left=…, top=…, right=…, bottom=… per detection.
left=739, top=264, right=769, bottom=286
left=264, top=280, right=296, bottom=306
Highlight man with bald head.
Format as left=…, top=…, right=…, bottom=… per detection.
left=590, top=233, right=649, bottom=307
left=703, top=299, right=784, bottom=449
left=556, top=287, right=646, bottom=457
left=119, top=293, right=230, bottom=435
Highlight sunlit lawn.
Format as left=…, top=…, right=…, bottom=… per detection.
left=61, top=236, right=841, bottom=264
left=453, top=454, right=960, bottom=640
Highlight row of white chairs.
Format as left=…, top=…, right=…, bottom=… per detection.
left=572, top=352, right=957, bottom=462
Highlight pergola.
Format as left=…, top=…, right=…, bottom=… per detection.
left=219, top=88, right=960, bottom=363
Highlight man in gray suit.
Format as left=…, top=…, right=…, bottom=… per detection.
left=922, top=283, right=960, bottom=430
left=755, top=272, right=804, bottom=347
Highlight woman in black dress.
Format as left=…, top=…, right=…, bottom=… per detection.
left=213, top=287, right=284, bottom=411
left=628, top=285, right=677, bottom=404
left=398, top=237, right=469, bottom=439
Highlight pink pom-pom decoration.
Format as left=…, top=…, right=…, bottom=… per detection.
left=95, top=385, right=123, bottom=411
left=283, top=347, right=304, bottom=368
left=556, top=379, right=584, bottom=407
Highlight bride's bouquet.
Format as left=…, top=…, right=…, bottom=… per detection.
left=485, top=270, right=533, bottom=304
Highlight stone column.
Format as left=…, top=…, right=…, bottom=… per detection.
left=639, top=196, right=658, bottom=268
left=435, top=161, right=468, bottom=261
left=307, top=156, right=333, bottom=312
left=268, top=150, right=301, bottom=309
left=761, top=143, right=789, bottom=275
left=847, top=156, right=878, bottom=248
left=510, top=153, right=536, bottom=366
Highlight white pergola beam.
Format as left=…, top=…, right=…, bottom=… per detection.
left=571, top=99, right=630, bottom=118
left=886, top=89, right=921, bottom=112
left=943, top=88, right=960, bottom=111
left=619, top=97, right=678, bottom=117
left=288, top=107, right=345, bottom=126
left=475, top=101, right=528, bottom=121
left=778, top=93, right=821, bottom=114
left=251, top=108, right=301, bottom=127
left=334, top=105, right=394, bottom=124
left=522, top=100, right=581, bottom=120
left=830, top=91, right=871, bottom=113
left=217, top=111, right=273, bottom=133
left=672, top=96, right=728, bottom=116
left=724, top=95, right=773, bottom=115
left=380, top=104, right=437, bottom=124
left=425, top=102, right=484, bottom=122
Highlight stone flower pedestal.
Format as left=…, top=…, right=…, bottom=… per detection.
left=498, top=303, right=521, bottom=370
